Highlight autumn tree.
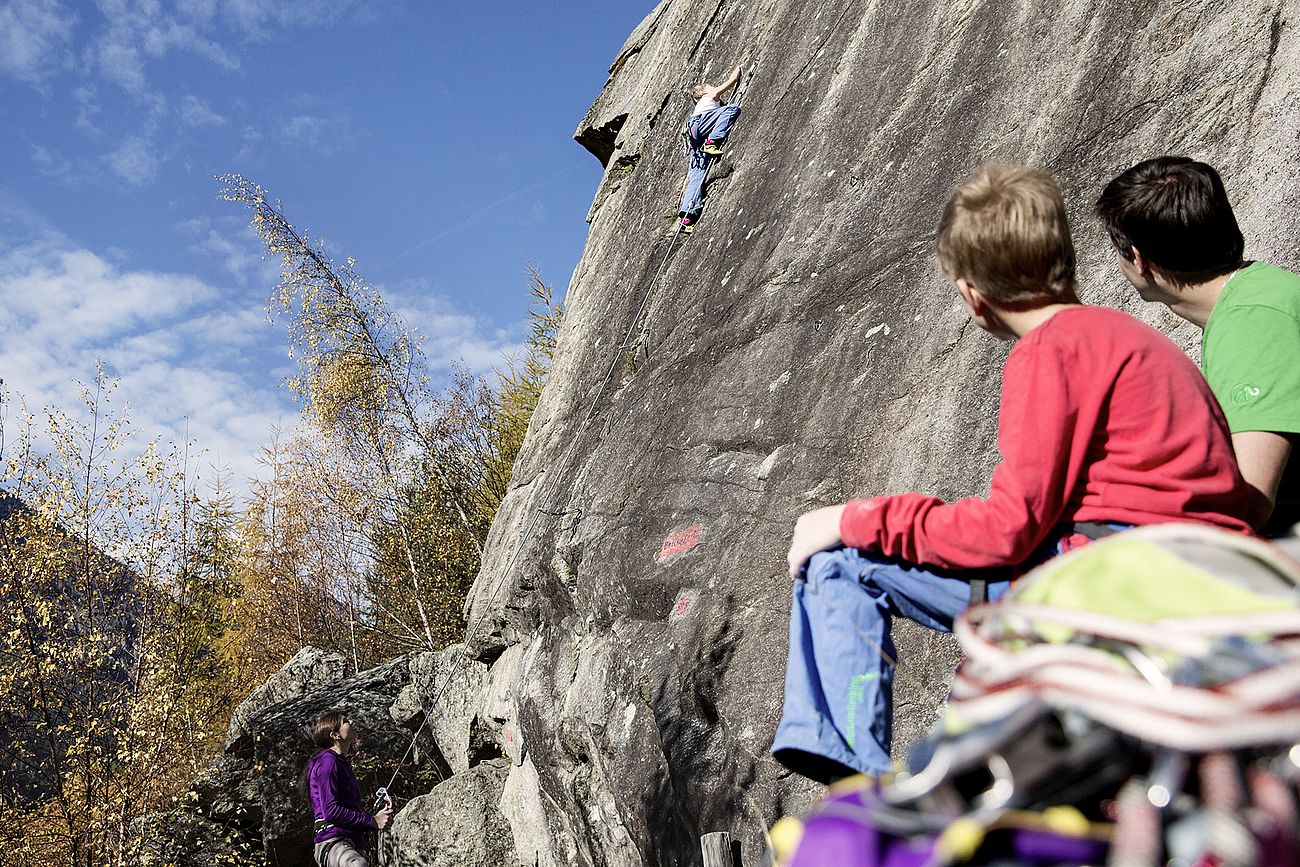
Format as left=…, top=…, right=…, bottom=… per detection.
left=220, top=432, right=365, bottom=693
left=220, top=175, right=563, bottom=663
left=0, top=372, right=252, bottom=866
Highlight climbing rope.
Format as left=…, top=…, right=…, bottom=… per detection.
left=382, top=222, right=688, bottom=797
left=379, top=65, right=758, bottom=808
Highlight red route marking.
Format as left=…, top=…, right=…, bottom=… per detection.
left=669, top=591, right=698, bottom=620
left=657, top=523, right=704, bottom=561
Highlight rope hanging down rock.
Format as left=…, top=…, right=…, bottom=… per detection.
left=377, top=66, right=760, bottom=820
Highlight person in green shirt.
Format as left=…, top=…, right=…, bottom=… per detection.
left=1095, top=156, right=1300, bottom=534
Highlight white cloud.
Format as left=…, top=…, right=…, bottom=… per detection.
left=72, top=84, right=102, bottom=132
left=94, top=28, right=146, bottom=92
left=105, top=132, right=160, bottom=183
left=176, top=215, right=272, bottom=284
left=388, top=283, right=524, bottom=376
left=0, top=231, right=524, bottom=499
left=30, top=143, right=80, bottom=185
left=279, top=113, right=348, bottom=151
left=0, top=0, right=77, bottom=85
left=0, top=242, right=215, bottom=343
left=83, top=0, right=368, bottom=99
left=219, top=0, right=371, bottom=32
left=179, top=93, right=224, bottom=126
left=0, top=237, right=296, bottom=495
left=91, top=0, right=238, bottom=95
left=0, top=186, right=62, bottom=246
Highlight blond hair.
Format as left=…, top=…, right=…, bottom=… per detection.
left=936, top=165, right=1076, bottom=306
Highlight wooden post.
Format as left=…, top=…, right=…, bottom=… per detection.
left=701, top=831, right=733, bottom=867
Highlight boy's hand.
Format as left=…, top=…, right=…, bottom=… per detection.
left=787, top=504, right=846, bottom=579
left=375, top=806, right=393, bottom=830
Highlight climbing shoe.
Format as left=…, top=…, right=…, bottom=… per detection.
left=701, top=139, right=725, bottom=156
left=679, top=217, right=695, bottom=234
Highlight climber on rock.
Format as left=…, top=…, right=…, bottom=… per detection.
left=770, top=165, right=1257, bottom=785
left=677, top=64, right=744, bottom=233
left=1095, top=156, right=1300, bottom=535
left=307, top=710, right=392, bottom=867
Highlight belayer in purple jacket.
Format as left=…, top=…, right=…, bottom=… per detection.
left=307, top=710, right=392, bottom=867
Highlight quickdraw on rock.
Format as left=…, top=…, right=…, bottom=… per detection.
left=775, top=524, right=1300, bottom=867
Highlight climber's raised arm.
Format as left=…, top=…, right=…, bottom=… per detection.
left=712, top=65, right=743, bottom=101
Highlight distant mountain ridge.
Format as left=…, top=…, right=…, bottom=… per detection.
left=0, top=490, right=140, bottom=804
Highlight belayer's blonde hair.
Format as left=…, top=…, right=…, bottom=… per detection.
left=936, top=165, right=1076, bottom=306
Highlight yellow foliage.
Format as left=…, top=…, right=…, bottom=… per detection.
left=222, top=177, right=563, bottom=664
left=0, top=373, right=248, bottom=864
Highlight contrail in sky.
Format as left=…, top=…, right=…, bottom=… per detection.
left=385, top=164, right=585, bottom=267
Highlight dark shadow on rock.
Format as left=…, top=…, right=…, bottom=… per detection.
left=642, top=596, right=761, bottom=864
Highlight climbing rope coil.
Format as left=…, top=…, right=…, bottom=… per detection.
left=777, top=524, right=1300, bottom=867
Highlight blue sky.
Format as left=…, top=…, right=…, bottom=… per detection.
left=0, top=0, right=649, bottom=493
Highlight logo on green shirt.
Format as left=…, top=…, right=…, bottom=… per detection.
left=1230, top=382, right=1263, bottom=405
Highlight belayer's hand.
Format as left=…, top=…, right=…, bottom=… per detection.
left=375, top=806, right=393, bottom=830
left=787, top=504, right=846, bottom=579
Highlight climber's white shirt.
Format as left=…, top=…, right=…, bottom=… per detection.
left=692, top=95, right=721, bottom=116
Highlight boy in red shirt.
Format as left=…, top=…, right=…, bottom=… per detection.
left=770, top=165, right=1254, bottom=784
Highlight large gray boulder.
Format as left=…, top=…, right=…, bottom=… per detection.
left=226, top=646, right=349, bottom=748
left=461, top=0, right=1300, bottom=864
left=390, top=644, right=492, bottom=776
left=381, top=760, right=517, bottom=867
left=141, top=651, right=426, bottom=866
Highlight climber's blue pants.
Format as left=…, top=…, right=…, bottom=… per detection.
left=678, top=103, right=741, bottom=218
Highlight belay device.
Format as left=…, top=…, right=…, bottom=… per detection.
left=373, top=786, right=392, bottom=813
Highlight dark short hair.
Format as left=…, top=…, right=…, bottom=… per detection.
left=1094, top=157, right=1244, bottom=281
left=312, top=710, right=346, bottom=749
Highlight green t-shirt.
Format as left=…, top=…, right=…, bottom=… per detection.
left=1202, top=260, right=1300, bottom=533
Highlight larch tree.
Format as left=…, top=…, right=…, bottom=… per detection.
left=220, top=175, right=562, bottom=662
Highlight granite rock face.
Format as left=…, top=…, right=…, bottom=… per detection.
left=380, top=761, right=517, bottom=867
left=461, top=0, right=1300, bottom=864
left=226, top=646, right=349, bottom=748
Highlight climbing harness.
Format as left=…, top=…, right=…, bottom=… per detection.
left=776, top=524, right=1300, bottom=866
left=315, top=837, right=344, bottom=867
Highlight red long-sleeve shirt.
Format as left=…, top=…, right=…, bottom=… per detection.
left=841, top=306, right=1253, bottom=570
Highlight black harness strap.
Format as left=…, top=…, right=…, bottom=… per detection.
left=966, top=522, right=1123, bottom=606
